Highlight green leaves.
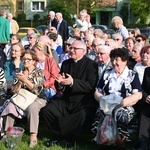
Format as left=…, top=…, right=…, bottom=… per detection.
left=130, top=0, right=150, bottom=24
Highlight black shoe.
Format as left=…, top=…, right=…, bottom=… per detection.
left=45, top=139, right=60, bottom=147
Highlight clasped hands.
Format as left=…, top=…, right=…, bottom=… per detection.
left=56, top=73, right=73, bottom=86
left=15, top=71, right=28, bottom=83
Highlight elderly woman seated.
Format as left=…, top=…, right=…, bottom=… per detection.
left=92, top=48, right=142, bottom=147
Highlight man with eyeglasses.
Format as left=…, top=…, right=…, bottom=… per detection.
left=92, top=38, right=105, bottom=55
left=21, top=29, right=35, bottom=47
left=42, top=40, right=98, bottom=147
left=96, top=45, right=112, bottom=80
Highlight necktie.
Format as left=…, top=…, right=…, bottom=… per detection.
left=49, top=20, right=51, bottom=28
left=99, top=64, right=105, bottom=80
left=57, top=22, right=60, bottom=31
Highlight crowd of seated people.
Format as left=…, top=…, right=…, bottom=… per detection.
left=0, top=9, right=150, bottom=150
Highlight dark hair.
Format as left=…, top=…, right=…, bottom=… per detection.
left=128, top=29, right=135, bottom=35
left=135, top=34, right=147, bottom=41
left=22, top=50, right=37, bottom=61
left=47, top=32, right=58, bottom=42
left=110, top=48, right=129, bottom=62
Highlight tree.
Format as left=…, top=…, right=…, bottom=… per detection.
left=46, top=0, right=75, bottom=25
left=119, top=4, right=129, bottom=25
left=130, top=0, right=150, bottom=24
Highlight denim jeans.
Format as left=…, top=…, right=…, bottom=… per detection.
left=44, top=88, right=56, bottom=101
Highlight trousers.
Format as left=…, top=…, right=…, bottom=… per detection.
left=3, top=98, right=46, bottom=134
left=41, top=99, right=97, bottom=138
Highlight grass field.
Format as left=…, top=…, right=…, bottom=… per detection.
left=0, top=119, right=138, bottom=150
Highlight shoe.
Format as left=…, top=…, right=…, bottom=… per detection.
left=29, top=140, right=37, bottom=148
left=46, top=139, right=60, bottom=147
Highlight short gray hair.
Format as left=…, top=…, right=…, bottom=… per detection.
left=49, top=11, right=55, bottom=16
left=98, top=45, right=111, bottom=54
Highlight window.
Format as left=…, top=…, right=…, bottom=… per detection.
left=17, top=2, right=24, bottom=11
left=31, top=2, right=44, bottom=11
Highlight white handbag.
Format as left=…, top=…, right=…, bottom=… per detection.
left=100, top=93, right=122, bottom=115
left=11, top=88, right=37, bottom=110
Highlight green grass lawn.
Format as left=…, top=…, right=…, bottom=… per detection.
left=0, top=119, right=138, bottom=150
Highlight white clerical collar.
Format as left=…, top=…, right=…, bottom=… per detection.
left=73, top=56, right=83, bottom=63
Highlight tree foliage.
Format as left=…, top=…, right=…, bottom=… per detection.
left=130, top=0, right=150, bottom=23
left=119, top=4, right=129, bottom=24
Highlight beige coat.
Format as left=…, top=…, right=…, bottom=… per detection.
left=11, top=19, right=19, bottom=34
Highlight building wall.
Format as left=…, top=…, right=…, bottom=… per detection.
left=94, top=0, right=129, bottom=27
left=0, top=0, right=16, bottom=17
left=25, top=0, right=47, bottom=20
left=0, top=0, right=47, bottom=20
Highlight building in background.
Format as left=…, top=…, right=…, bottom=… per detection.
left=94, top=0, right=129, bottom=27
left=0, top=0, right=47, bottom=20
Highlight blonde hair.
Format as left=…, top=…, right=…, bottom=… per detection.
left=34, top=42, right=52, bottom=57
left=111, top=16, right=123, bottom=25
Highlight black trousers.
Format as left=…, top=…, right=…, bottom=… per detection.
left=41, top=99, right=97, bottom=138
left=138, top=105, right=150, bottom=145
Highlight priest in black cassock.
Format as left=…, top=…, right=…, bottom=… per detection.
left=41, top=40, right=98, bottom=146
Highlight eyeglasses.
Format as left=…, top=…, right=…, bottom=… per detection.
left=22, top=58, right=33, bottom=61
left=11, top=50, right=20, bottom=53
left=114, top=39, right=120, bottom=41
left=92, top=44, right=102, bottom=47
left=136, top=39, right=142, bottom=42
left=69, top=47, right=84, bottom=51
left=28, top=37, right=33, bottom=39
left=66, top=44, right=71, bottom=46
left=96, top=52, right=106, bottom=56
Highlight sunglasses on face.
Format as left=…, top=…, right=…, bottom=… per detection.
left=114, top=39, right=120, bottom=41
left=66, top=43, right=71, bottom=46
left=136, top=39, right=142, bottom=42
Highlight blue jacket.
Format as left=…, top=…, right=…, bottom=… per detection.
left=4, top=60, right=24, bottom=81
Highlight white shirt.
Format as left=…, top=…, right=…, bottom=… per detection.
left=133, top=62, right=147, bottom=84
left=36, top=61, right=45, bottom=70
left=76, top=19, right=91, bottom=32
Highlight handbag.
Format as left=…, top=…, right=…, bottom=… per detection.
left=94, top=115, right=121, bottom=145
left=100, top=93, right=122, bottom=115
left=11, top=88, right=37, bottom=110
